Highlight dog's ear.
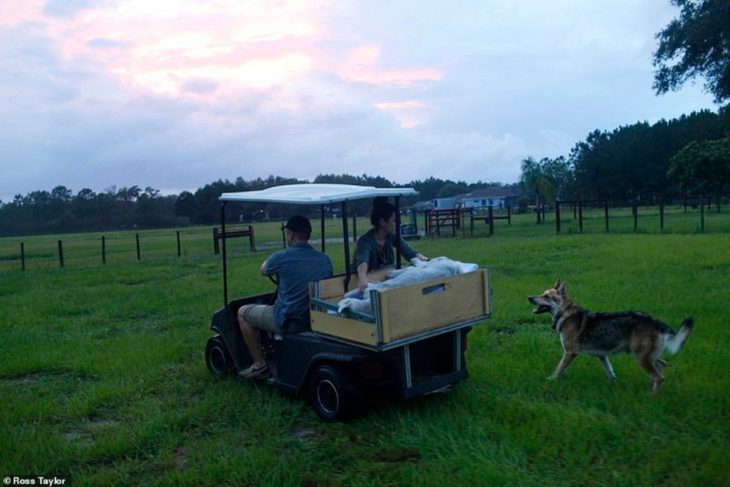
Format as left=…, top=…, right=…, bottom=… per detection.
left=553, top=278, right=561, bottom=289
left=557, top=281, right=566, bottom=296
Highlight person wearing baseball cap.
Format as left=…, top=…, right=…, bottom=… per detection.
left=282, top=214, right=312, bottom=235
left=237, top=215, right=333, bottom=380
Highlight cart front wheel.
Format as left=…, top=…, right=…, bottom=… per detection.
left=309, top=365, right=359, bottom=422
left=205, top=335, right=232, bottom=378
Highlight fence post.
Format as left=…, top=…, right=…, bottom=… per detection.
left=102, top=236, right=106, bottom=264
left=20, top=242, right=25, bottom=271
left=248, top=225, right=256, bottom=251
left=604, top=200, right=609, bottom=232
left=633, top=199, right=638, bottom=232
left=176, top=231, right=181, bottom=257
left=700, top=201, right=705, bottom=232
left=555, top=201, right=561, bottom=234
left=660, top=197, right=665, bottom=232
left=58, top=240, right=64, bottom=268
left=136, top=233, right=141, bottom=260
left=578, top=201, right=583, bottom=232
left=488, top=206, right=494, bottom=236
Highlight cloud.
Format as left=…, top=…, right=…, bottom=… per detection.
left=0, top=0, right=717, bottom=203
left=43, top=0, right=106, bottom=18
left=87, top=37, right=131, bottom=49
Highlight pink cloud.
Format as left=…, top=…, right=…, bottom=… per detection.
left=336, top=44, right=443, bottom=88
left=2, top=1, right=331, bottom=95
left=375, top=100, right=432, bottom=128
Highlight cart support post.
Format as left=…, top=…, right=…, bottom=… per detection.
left=221, top=202, right=229, bottom=307
left=395, top=196, right=402, bottom=269
left=320, top=204, right=326, bottom=253
left=341, top=200, right=351, bottom=292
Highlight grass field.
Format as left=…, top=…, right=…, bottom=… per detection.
left=1, top=215, right=729, bottom=485
left=0, top=203, right=727, bottom=272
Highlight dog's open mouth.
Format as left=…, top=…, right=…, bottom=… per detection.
left=528, top=296, right=550, bottom=314
left=532, top=305, right=550, bottom=314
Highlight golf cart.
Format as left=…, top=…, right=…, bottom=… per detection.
left=205, top=184, right=492, bottom=421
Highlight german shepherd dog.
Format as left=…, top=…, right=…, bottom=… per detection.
left=528, top=280, right=693, bottom=392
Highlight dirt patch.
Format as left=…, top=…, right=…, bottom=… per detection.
left=174, top=446, right=189, bottom=470
left=375, top=447, right=421, bottom=463
left=86, top=418, right=120, bottom=430
left=0, top=373, right=43, bottom=386
left=1, top=369, right=97, bottom=386
left=64, top=430, right=95, bottom=447
left=291, top=427, right=321, bottom=439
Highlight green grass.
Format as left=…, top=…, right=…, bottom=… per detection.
left=1, top=225, right=729, bottom=485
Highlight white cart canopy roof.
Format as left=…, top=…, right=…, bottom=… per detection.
left=220, top=183, right=417, bottom=205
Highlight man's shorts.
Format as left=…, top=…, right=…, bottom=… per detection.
left=238, top=304, right=280, bottom=333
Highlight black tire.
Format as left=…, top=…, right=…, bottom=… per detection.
left=308, top=365, right=361, bottom=422
left=205, top=335, right=232, bottom=378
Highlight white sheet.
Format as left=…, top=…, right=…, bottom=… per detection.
left=336, top=257, right=479, bottom=315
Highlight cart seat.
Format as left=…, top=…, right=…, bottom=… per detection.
left=283, top=316, right=309, bottom=335
left=264, top=317, right=308, bottom=342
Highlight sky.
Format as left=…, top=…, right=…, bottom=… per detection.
left=0, top=0, right=719, bottom=202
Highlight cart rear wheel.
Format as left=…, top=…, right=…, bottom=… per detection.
left=309, top=365, right=360, bottom=422
left=206, top=335, right=232, bottom=378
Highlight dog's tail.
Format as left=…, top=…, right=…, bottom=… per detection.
left=665, top=317, right=694, bottom=355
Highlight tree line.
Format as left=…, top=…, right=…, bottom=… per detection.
left=2, top=109, right=727, bottom=237
left=520, top=109, right=730, bottom=207
left=520, top=0, right=730, bottom=208
left=0, top=175, right=512, bottom=237
left=2, top=108, right=726, bottom=237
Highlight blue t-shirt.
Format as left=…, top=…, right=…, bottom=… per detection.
left=262, top=243, right=333, bottom=330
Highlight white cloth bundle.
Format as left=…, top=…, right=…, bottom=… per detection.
left=337, top=257, right=479, bottom=315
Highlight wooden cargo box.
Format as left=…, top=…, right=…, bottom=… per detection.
left=309, top=268, right=491, bottom=350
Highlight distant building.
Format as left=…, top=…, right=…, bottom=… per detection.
left=456, top=188, right=522, bottom=210
left=433, top=188, right=522, bottom=210
left=432, top=197, right=456, bottom=210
